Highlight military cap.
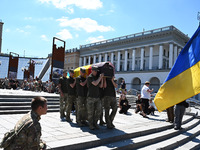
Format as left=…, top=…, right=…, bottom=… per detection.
left=91, top=66, right=99, bottom=71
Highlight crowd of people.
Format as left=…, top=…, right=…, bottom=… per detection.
left=0, top=77, right=59, bottom=93
left=0, top=70, right=188, bottom=132
left=0, top=67, right=190, bottom=149
left=58, top=66, right=118, bottom=130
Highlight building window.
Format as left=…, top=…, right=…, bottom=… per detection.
left=96, top=57, right=98, bottom=62
left=107, top=56, right=110, bottom=61
left=164, top=49, right=166, bottom=56
left=114, top=55, right=116, bottom=60
left=120, top=54, right=123, bottom=59
left=102, top=56, right=104, bottom=62
left=86, top=58, right=88, bottom=64
left=128, top=53, right=130, bottom=59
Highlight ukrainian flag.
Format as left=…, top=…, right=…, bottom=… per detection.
left=154, top=26, right=200, bottom=112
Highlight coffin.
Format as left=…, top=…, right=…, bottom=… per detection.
left=74, top=62, right=115, bottom=78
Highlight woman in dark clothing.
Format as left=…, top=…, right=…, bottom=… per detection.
left=119, top=94, right=131, bottom=114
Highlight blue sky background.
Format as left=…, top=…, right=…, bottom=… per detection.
left=0, top=0, right=200, bottom=58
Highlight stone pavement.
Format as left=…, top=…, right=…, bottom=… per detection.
left=0, top=108, right=194, bottom=150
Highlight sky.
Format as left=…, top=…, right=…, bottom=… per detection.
left=0, top=0, right=200, bottom=58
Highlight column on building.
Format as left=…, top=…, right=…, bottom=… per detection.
left=105, top=53, right=108, bottom=62
left=149, top=46, right=153, bottom=70
left=173, top=45, right=178, bottom=64
left=117, top=51, right=120, bottom=71
left=169, top=43, right=174, bottom=68
left=93, top=55, right=96, bottom=64
left=99, top=54, right=102, bottom=63
left=79, top=57, right=82, bottom=66
left=124, top=50, right=128, bottom=71
left=178, top=47, right=182, bottom=54
left=159, top=44, right=163, bottom=69
left=140, top=47, right=144, bottom=70
left=111, top=52, right=114, bottom=64
left=132, top=49, right=135, bottom=71
left=88, top=56, right=91, bottom=65
left=83, top=56, right=86, bottom=66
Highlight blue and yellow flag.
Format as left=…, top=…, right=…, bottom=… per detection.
left=154, top=26, right=200, bottom=112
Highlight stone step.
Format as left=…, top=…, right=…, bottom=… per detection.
left=138, top=119, right=200, bottom=150
left=87, top=116, right=199, bottom=150
left=0, top=97, right=59, bottom=102
left=0, top=105, right=59, bottom=110
left=174, top=134, right=200, bottom=150
left=0, top=94, right=59, bottom=99
left=0, top=101, right=59, bottom=106
left=48, top=112, right=196, bottom=150
left=0, top=108, right=60, bottom=114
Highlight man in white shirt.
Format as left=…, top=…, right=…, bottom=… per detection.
left=141, top=81, right=154, bottom=117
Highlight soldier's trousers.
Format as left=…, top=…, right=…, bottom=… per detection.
left=60, top=93, right=68, bottom=118
left=66, top=95, right=76, bottom=119
left=87, top=97, right=101, bottom=127
left=76, top=96, right=87, bottom=123
left=166, top=106, right=174, bottom=122
left=174, top=104, right=185, bottom=129
left=103, top=96, right=117, bottom=126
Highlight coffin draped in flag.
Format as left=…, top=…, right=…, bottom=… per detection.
left=154, top=26, right=200, bottom=112
left=74, top=62, right=115, bottom=78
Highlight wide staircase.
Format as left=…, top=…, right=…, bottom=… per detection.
left=0, top=90, right=199, bottom=149
left=0, top=94, right=60, bottom=115
left=0, top=93, right=136, bottom=115
left=49, top=109, right=200, bottom=150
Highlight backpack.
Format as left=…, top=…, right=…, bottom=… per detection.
left=0, top=129, right=16, bottom=148
left=0, top=119, right=32, bottom=148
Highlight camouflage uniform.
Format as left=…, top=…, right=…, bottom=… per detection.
left=104, top=78, right=117, bottom=129
left=87, top=73, right=102, bottom=129
left=59, top=93, right=68, bottom=118
left=59, top=76, right=68, bottom=119
left=66, top=76, right=76, bottom=121
left=87, top=97, right=101, bottom=129
left=5, top=111, right=46, bottom=150
left=76, top=75, right=88, bottom=126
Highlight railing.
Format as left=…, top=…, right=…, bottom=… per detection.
left=80, top=26, right=187, bottom=49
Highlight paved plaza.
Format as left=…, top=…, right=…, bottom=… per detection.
left=0, top=108, right=195, bottom=150
left=0, top=89, right=199, bottom=149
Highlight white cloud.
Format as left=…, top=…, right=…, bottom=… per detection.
left=39, top=0, right=102, bottom=10
left=40, top=35, right=49, bottom=41
left=86, top=36, right=105, bottom=43
left=57, top=17, right=114, bottom=33
left=16, top=28, right=30, bottom=35
left=56, top=29, right=73, bottom=40
left=67, top=7, right=74, bottom=14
